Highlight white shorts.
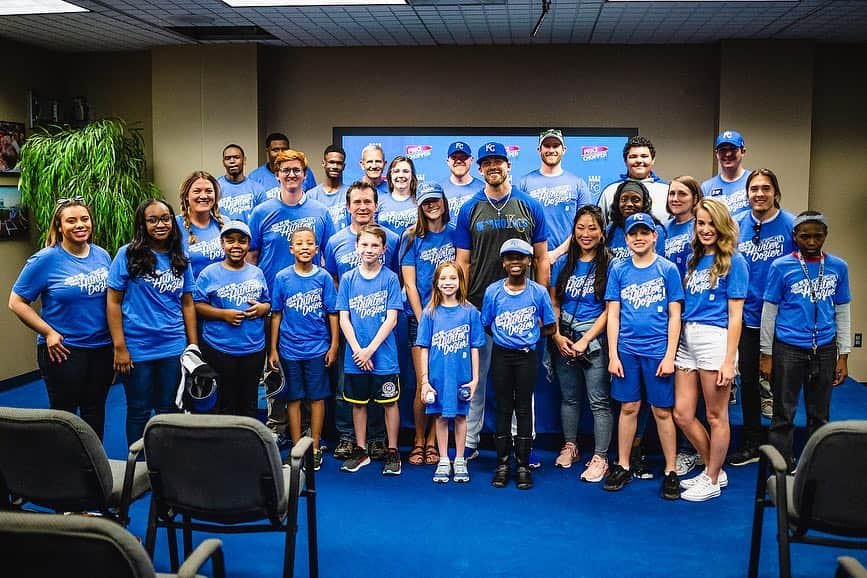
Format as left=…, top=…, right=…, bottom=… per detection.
left=675, top=322, right=736, bottom=372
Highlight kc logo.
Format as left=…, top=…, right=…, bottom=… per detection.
left=485, top=143, right=496, bottom=152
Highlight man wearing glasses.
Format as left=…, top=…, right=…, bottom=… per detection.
left=250, top=132, right=317, bottom=199
left=701, top=130, right=751, bottom=217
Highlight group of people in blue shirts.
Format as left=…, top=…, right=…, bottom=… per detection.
left=8, top=130, right=851, bottom=503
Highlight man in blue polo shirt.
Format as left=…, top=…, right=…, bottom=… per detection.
left=701, top=130, right=751, bottom=216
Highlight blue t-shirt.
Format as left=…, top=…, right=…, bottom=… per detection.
left=701, top=171, right=751, bottom=217
left=605, top=255, right=684, bottom=358
left=519, top=169, right=591, bottom=250
left=249, top=163, right=316, bottom=193
left=550, top=256, right=606, bottom=324
left=400, top=224, right=457, bottom=315
left=481, top=280, right=556, bottom=350
left=415, top=303, right=486, bottom=417
left=440, top=177, right=485, bottom=222
left=248, top=195, right=335, bottom=289
left=335, top=267, right=403, bottom=375
left=271, top=265, right=337, bottom=361
left=13, top=244, right=112, bottom=348
left=764, top=252, right=851, bottom=349
left=176, top=216, right=224, bottom=279
left=682, top=253, right=749, bottom=327
left=193, top=262, right=269, bottom=356
left=216, top=175, right=266, bottom=223
left=664, top=218, right=694, bottom=279
left=107, top=245, right=195, bottom=362
left=323, top=225, right=400, bottom=279
left=736, top=209, right=795, bottom=327
left=376, top=192, right=417, bottom=238
left=607, top=223, right=667, bottom=263
left=306, top=183, right=349, bottom=230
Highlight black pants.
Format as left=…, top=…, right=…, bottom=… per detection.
left=769, top=340, right=836, bottom=466
left=737, top=327, right=765, bottom=446
left=200, top=342, right=265, bottom=419
left=37, top=344, right=113, bottom=440
left=491, top=345, right=536, bottom=438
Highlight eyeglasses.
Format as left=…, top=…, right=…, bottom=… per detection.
left=278, top=167, right=304, bottom=176
left=751, top=222, right=762, bottom=245
left=145, top=215, right=173, bottom=225
left=56, top=196, right=85, bottom=207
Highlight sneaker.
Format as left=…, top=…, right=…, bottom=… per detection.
left=433, top=457, right=451, bottom=483
left=464, top=447, right=479, bottom=461
left=630, top=447, right=654, bottom=480
left=681, top=469, right=728, bottom=489
left=603, top=464, right=632, bottom=491
left=453, top=457, right=470, bottom=483
left=727, top=445, right=759, bottom=467
left=580, top=454, right=609, bottom=483
left=382, top=448, right=402, bottom=476
left=340, top=446, right=370, bottom=473
left=313, top=449, right=323, bottom=471
left=554, top=442, right=580, bottom=469
left=661, top=471, right=680, bottom=500
left=675, top=451, right=701, bottom=477
left=529, top=449, right=541, bottom=470
left=681, top=475, right=721, bottom=502
left=334, top=439, right=355, bottom=461
left=761, top=397, right=774, bottom=419
left=368, top=440, right=388, bottom=461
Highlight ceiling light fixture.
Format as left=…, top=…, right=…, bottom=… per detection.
left=223, top=0, right=406, bottom=6
left=0, top=0, right=87, bottom=15
left=530, top=0, right=551, bottom=38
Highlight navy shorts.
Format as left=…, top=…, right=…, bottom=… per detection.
left=611, top=350, right=674, bottom=408
left=343, top=373, right=400, bottom=405
left=281, top=355, right=330, bottom=402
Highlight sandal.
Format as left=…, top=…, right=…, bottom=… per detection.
left=424, top=444, right=440, bottom=465
left=408, top=445, right=425, bottom=466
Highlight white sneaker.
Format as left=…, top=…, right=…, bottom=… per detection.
left=452, top=457, right=470, bottom=483
left=761, top=397, right=774, bottom=419
left=675, top=452, right=701, bottom=476
left=433, top=458, right=451, bottom=483
left=681, top=475, right=721, bottom=502
left=554, top=442, right=580, bottom=469
left=580, top=454, right=610, bottom=482
left=680, top=468, right=728, bottom=489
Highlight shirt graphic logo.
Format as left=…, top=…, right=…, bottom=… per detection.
left=149, top=269, right=184, bottom=294
left=418, top=243, right=455, bottom=266
left=622, top=277, right=666, bottom=309
left=790, top=274, right=838, bottom=301
left=64, top=267, right=108, bottom=295
left=529, top=184, right=574, bottom=207
left=476, top=214, right=530, bottom=234
left=190, top=237, right=224, bottom=260
left=220, top=193, right=254, bottom=215
left=284, top=287, right=324, bottom=316
left=724, top=191, right=748, bottom=213
left=495, top=306, right=537, bottom=336
left=565, top=273, right=596, bottom=299
left=348, top=289, right=387, bottom=319
left=739, top=234, right=785, bottom=262
left=216, top=279, right=265, bottom=307
left=380, top=207, right=417, bottom=230
left=270, top=216, right=317, bottom=241
left=665, top=233, right=690, bottom=258
left=685, top=269, right=712, bottom=294
left=431, top=324, right=470, bottom=355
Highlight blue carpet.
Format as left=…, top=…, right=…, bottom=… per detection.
left=1, top=378, right=865, bottom=577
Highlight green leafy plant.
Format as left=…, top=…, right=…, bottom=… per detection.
left=18, top=118, right=161, bottom=254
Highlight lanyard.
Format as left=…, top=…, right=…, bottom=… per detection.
left=796, top=251, right=824, bottom=353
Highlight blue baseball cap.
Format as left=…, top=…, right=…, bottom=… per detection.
left=499, top=238, right=533, bottom=256
left=715, top=130, right=745, bottom=149
left=477, top=142, right=508, bottom=164
left=416, top=181, right=444, bottom=204
left=221, top=220, right=251, bottom=239
left=447, top=141, right=472, bottom=158
left=624, top=213, right=655, bottom=234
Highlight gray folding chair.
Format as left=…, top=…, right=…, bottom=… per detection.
left=0, top=407, right=149, bottom=525
left=748, top=420, right=867, bottom=578
left=143, top=414, right=318, bottom=578
left=0, top=510, right=224, bottom=578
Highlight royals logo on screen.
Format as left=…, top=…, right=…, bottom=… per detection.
left=582, top=146, right=608, bottom=161
left=406, top=145, right=432, bottom=160
left=588, top=176, right=601, bottom=195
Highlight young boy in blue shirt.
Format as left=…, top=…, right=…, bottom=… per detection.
left=336, top=224, right=404, bottom=475
left=760, top=211, right=851, bottom=471
left=603, top=213, right=684, bottom=500
left=269, top=226, right=339, bottom=471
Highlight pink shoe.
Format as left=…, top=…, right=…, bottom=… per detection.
left=580, top=454, right=610, bottom=482
left=554, top=442, right=580, bottom=469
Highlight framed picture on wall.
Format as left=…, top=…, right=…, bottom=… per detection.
left=0, top=186, right=29, bottom=240
left=0, top=121, right=25, bottom=175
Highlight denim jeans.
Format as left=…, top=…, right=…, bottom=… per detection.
left=769, top=340, right=836, bottom=467
left=465, top=333, right=493, bottom=449
left=554, top=347, right=612, bottom=455
left=123, top=356, right=180, bottom=447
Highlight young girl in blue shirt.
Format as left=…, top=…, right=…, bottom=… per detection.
left=107, top=199, right=197, bottom=447
left=10, top=198, right=113, bottom=439
left=606, top=179, right=666, bottom=262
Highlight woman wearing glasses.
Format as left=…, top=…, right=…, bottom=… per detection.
left=177, top=171, right=225, bottom=279
left=107, top=199, right=197, bottom=447
left=549, top=204, right=614, bottom=482
left=9, top=197, right=114, bottom=439
left=727, top=169, right=794, bottom=467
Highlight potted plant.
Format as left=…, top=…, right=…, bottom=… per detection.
left=18, top=118, right=161, bottom=254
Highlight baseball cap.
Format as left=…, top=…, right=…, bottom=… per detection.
left=624, top=213, right=655, bottom=234
left=499, top=238, right=533, bottom=256
left=539, top=129, right=565, bottom=147
left=477, top=142, right=508, bottom=164
left=416, top=181, right=445, bottom=205
left=447, top=141, right=472, bottom=158
left=221, top=220, right=251, bottom=239
left=715, top=130, right=745, bottom=149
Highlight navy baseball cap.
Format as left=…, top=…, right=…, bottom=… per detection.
left=624, top=213, right=655, bottom=234
left=477, top=142, right=508, bottom=164
left=416, top=181, right=445, bottom=204
left=499, top=238, right=533, bottom=256
left=447, top=141, right=472, bottom=158
left=715, top=130, right=745, bottom=149
left=221, top=220, right=251, bottom=239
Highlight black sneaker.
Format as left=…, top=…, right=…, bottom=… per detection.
left=630, top=446, right=654, bottom=480
left=661, top=471, right=680, bottom=500
left=727, top=445, right=759, bottom=467
left=334, top=439, right=355, bottom=461
left=382, top=448, right=402, bottom=476
left=340, top=446, right=370, bottom=472
left=368, top=440, right=388, bottom=461
left=603, top=464, right=632, bottom=491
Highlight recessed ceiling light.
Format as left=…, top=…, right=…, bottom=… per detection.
left=607, top=0, right=793, bottom=2
left=223, top=0, right=406, bottom=6
left=0, top=0, right=88, bottom=15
